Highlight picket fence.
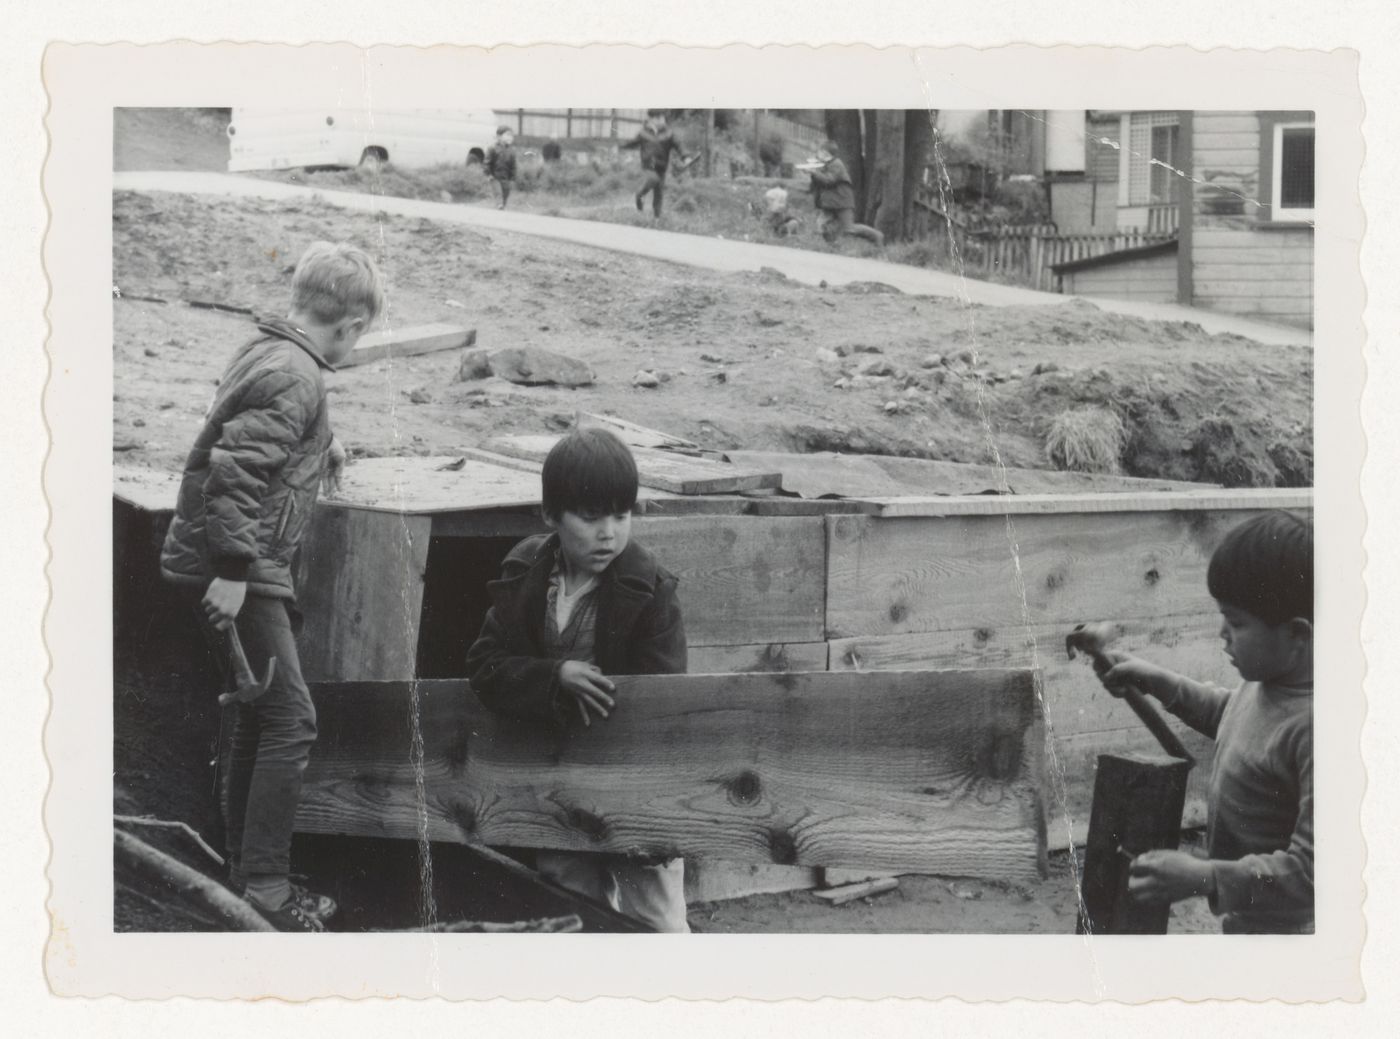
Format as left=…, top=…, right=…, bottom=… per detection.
left=908, top=196, right=1178, bottom=293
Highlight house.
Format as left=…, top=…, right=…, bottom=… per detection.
left=1048, top=110, right=1315, bottom=330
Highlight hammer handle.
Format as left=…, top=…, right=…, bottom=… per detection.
left=1118, top=685, right=1193, bottom=763
left=227, top=626, right=255, bottom=687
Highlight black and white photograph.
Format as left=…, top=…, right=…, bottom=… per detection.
left=35, top=40, right=1369, bottom=1005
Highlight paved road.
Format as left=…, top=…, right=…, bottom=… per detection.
left=114, top=170, right=1312, bottom=348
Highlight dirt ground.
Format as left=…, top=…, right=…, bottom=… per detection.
left=109, top=110, right=1296, bottom=935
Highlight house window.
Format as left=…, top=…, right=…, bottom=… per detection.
left=1121, top=112, right=1179, bottom=206
left=1273, top=121, right=1315, bottom=221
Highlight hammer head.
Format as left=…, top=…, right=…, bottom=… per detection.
left=1065, top=621, right=1124, bottom=663
left=217, top=656, right=277, bottom=708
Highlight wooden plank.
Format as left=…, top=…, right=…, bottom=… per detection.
left=484, top=434, right=782, bottom=495
left=685, top=862, right=819, bottom=903
left=341, top=323, right=476, bottom=368
left=823, top=507, right=1305, bottom=639
left=722, top=450, right=1214, bottom=500
left=1190, top=246, right=1315, bottom=263
left=297, top=671, right=1049, bottom=878
left=689, top=642, right=830, bottom=674
left=857, top=488, right=1309, bottom=519
left=329, top=456, right=547, bottom=514
left=633, top=515, right=826, bottom=646
left=1076, top=753, right=1193, bottom=935
left=575, top=412, right=700, bottom=451
left=1194, top=279, right=1316, bottom=297
left=827, top=613, right=1238, bottom=739
left=294, top=508, right=432, bottom=681
left=1191, top=263, right=1315, bottom=280
left=113, top=467, right=182, bottom=515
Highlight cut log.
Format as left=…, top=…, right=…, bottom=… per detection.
left=484, top=434, right=781, bottom=495
left=341, top=323, right=476, bottom=369
left=1076, top=752, right=1192, bottom=935
left=297, top=670, right=1049, bottom=880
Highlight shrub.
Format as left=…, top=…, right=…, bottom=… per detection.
left=542, top=138, right=562, bottom=162
left=1044, top=406, right=1125, bottom=474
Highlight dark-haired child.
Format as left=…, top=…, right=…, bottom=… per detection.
left=1096, top=510, right=1314, bottom=933
left=465, top=428, right=690, bottom=932
left=485, top=126, right=517, bottom=210
left=621, top=109, right=691, bottom=219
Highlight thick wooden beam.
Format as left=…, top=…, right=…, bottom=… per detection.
left=297, top=670, right=1049, bottom=879
left=1076, top=753, right=1192, bottom=935
left=689, top=642, right=829, bottom=675
left=294, top=507, right=432, bottom=682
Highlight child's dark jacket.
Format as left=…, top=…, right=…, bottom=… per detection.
left=809, top=157, right=856, bottom=212
left=466, top=533, right=687, bottom=724
left=486, top=143, right=517, bottom=181
left=160, top=318, right=333, bottom=599
left=621, top=126, right=686, bottom=173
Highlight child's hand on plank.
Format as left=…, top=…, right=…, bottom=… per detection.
left=1128, top=849, right=1216, bottom=905
left=202, top=578, right=247, bottom=631
left=557, top=661, right=616, bottom=726
left=323, top=436, right=347, bottom=497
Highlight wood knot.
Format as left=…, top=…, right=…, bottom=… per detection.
left=728, top=770, right=763, bottom=806
left=1144, top=567, right=1161, bottom=585
left=976, top=732, right=1024, bottom=782
left=974, top=626, right=994, bottom=645
left=565, top=806, right=610, bottom=842
left=767, top=828, right=798, bottom=865
left=889, top=602, right=909, bottom=624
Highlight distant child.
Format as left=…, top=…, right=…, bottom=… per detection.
left=465, top=429, right=690, bottom=932
left=1095, top=511, right=1313, bottom=934
left=807, top=139, right=884, bottom=249
left=485, top=125, right=518, bottom=210
left=763, top=184, right=800, bottom=237
left=160, top=242, right=385, bottom=932
left=621, top=109, right=692, bottom=219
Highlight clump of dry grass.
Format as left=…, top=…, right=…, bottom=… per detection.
left=1044, top=406, right=1125, bottom=474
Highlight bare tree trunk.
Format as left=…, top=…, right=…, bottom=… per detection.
left=823, top=109, right=865, bottom=217
left=902, top=108, right=937, bottom=238
left=867, top=110, right=906, bottom=242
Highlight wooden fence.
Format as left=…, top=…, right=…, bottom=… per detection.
left=909, top=194, right=1178, bottom=292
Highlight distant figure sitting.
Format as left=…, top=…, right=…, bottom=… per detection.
left=621, top=109, right=691, bottom=219
left=807, top=139, right=884, bottom=250
left=763, top=184, right=801, bottom=237
left=485, top=126, right=518, bottom=210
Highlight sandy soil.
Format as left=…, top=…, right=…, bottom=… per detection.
left=113, top=189, right=1312, bottom=487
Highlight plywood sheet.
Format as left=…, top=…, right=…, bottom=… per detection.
left=485, top=434, right=781, bottom=495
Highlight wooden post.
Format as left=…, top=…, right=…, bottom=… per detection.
left=517, top=108, right=524, bottom=135
left=610, top=109, right=618, bottom=140
left=704, top=108, right=714, bottom=178
left=565, top=108, right=573, bottom=139
left=1076, top=752, right=1192, bottom=935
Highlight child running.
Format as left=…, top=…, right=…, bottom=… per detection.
left=465, top=428, right=690, bottom=932
left=621, top=110, right=692, bottom=220
left=1095, top=510, right=1314, bottom=933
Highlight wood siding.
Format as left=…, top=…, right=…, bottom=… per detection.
left=1062, top=248, right=1178, bottom=303
left=1190, top=110, right=1314, bottom=329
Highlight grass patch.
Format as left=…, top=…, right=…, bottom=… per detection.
left=1044, top=406, right=1126, bottom=474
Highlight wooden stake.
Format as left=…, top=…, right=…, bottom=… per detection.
left=1076, top=752, right=1192, bottom=935
left=812, top=877, right=899, bottom=905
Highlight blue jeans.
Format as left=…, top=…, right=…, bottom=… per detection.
left=203, top=594, right=317, bottom=877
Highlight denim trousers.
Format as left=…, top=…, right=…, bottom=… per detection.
left=202, top=593, right=318, bottom=877
left=636, top=169, right=667, bottom=216
left=536, top=851, right=689, bottom=933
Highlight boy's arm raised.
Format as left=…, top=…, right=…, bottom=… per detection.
left=1100, top=653, right=1231, bottom=739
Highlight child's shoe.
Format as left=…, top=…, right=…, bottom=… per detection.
left=289, top=882, right=338, bottom=924
left=247, top=895, right=325, bottom=933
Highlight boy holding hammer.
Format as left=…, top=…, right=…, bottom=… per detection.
left=1095, top=511, right=1314, bottom=934
left=160, top=242, right=385, bottom=931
